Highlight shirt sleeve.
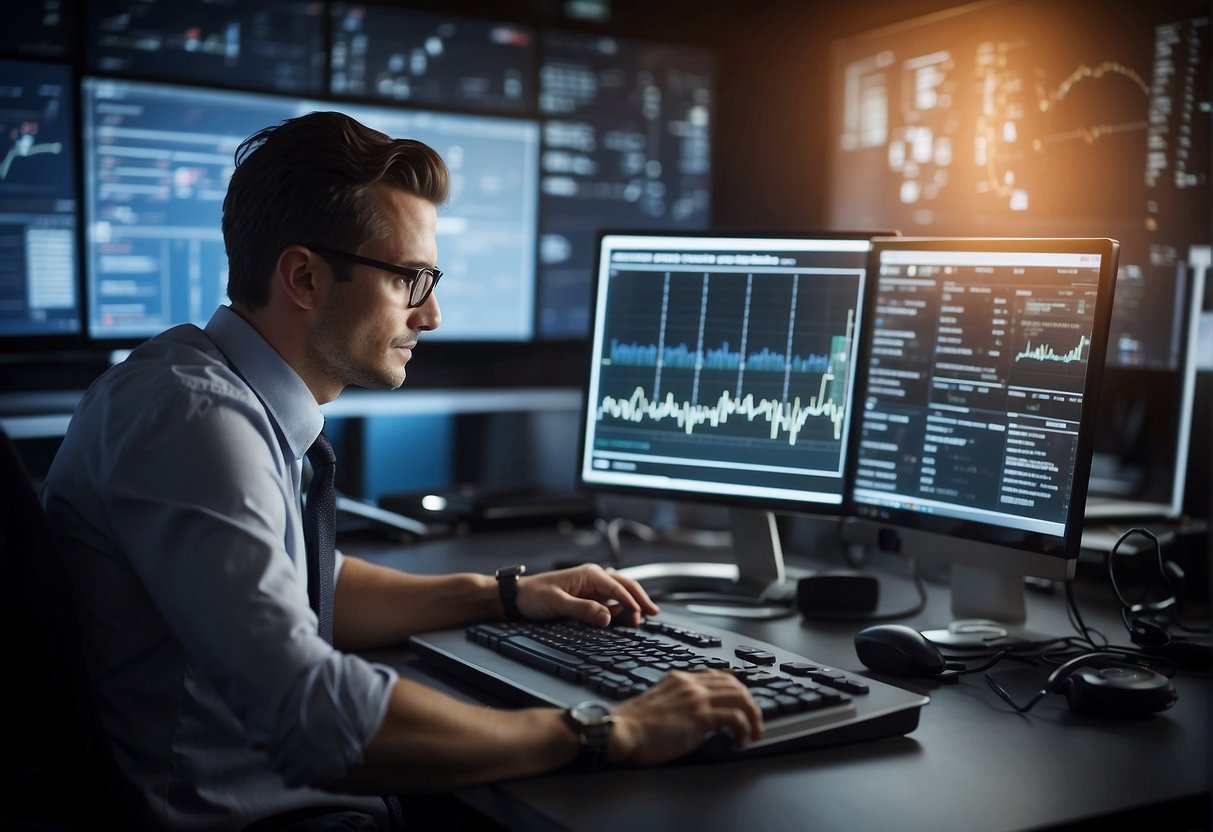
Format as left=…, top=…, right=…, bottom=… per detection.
left=102, top=370, right=396, bottom=786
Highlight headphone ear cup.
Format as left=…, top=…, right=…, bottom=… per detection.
left=1059, top=664, right=1177, bottom=718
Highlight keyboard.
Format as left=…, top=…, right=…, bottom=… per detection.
left=409, top=611, right=928, bottom=759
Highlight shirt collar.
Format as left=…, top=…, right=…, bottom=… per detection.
left=203, top=306, right=323, bottom=461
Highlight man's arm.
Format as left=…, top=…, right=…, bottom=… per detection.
left=332, top=557, right=660, bottom=651
left=332, top=556, right=499, bottom=650
left=339, top=667, right=763, bottom=793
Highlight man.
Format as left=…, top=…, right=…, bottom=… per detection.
left=42, top=111, right=762, bottom=830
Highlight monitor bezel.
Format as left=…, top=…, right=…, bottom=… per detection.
left=576, top=227, right=896, bottom=517
left=844, top=235, right=1120, bottom=560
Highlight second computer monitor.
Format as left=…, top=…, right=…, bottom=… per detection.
left=849, top=237, right=1119, bottom=644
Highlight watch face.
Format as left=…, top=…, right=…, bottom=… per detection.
left=571, top=702, right=612, bottom=724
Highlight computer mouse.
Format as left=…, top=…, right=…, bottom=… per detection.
left=854, top=624, right=947, bottom=677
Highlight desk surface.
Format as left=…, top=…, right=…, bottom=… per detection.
left=349, top=526, right=1211, bottom=832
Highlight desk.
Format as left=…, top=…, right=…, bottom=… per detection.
left=348, top=527, right=1211, bottom=832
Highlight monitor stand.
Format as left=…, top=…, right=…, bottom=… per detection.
left=920, top=565, right=1059, bottom=650
left=614, top=508, right=807, bottom=620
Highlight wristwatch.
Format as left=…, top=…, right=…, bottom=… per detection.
left=564, top=700, right=615, bottom=769
left=495, top=564, right=526, bottom=621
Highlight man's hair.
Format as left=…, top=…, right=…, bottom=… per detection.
left=222, top=111, right=449, bottom=309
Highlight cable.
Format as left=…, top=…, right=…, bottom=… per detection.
left=1063, top=579, right=1109, bottom=651
left=935, top=648, right=1038, bottom=682
left=1107, top=528, right=1172, bottom=615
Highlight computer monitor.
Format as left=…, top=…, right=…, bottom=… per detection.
left=578, top=230, right=886, bottom=616
left=847, top=237, right=1119, bottom=648
left=84, top=0, right=325, bottom=94
left=538, top=32, right=714, bottom=339
left=1086, top=252, right=1205, bottom=523
left=0, top=59, right=81, bottom=339
left=82, top=77, right=538, bottom=342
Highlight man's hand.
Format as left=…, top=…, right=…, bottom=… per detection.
left=515, top=563, right=659, bottom=627
left=606, top=670, right=764, bottom=764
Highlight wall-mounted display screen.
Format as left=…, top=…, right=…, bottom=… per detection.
left=0, top=59, right=80, bottom=337
left=331, top=4, right=536, bottom=113
left=85, top=0, right=325, bottom=94
left=83, top=79, right=538, bottom=341
left=2, top=4, right=715, bottom=351
left=538, top=32, right=714, bottom=339
left=828, top=0, right=1209, bottom=370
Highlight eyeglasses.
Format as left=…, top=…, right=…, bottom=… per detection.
left=309, top=245, right=442, bottom=308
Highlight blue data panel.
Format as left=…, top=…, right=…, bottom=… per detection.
left=83, top=79, right=538, bottom=341
left=0, top=59, right=81, bottom=337
left=339, top=104, right=539, bottom=340
left=83, top=79, right=278, bottom=339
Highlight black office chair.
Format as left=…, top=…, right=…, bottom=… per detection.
left=0, top=427, right=121, bottom=829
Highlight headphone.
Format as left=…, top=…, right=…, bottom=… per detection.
left=1107, top=528, right=1210, bottom=668
left=985, top=651, right=1178, bottom=718
left=1108, top=529, right=1180, bottom=646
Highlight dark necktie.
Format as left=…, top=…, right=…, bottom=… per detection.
left=305, top=433, right=406, bottom=823
left=303, top=432, right=336, bottom=645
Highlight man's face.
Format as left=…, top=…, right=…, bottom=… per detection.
left=308, top=185, right=441, bottom=392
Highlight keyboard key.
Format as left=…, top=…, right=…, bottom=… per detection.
left=808, top=669, right=846, bottom=684
left=834, top=678, right=870, bottom=695
left=627, top=666, right=667, bottom=685
left=752, top=696, right=781, bottom=720
left=796, top=691, right=826, bottom=710
left=735, top=646, right=777, bottom=665
left=774, top=694, right=802, bottom=715
left=780, top=661, right=818, bottom=676
left=499, top=635, right=585, bottom=675
left=737, top=671, right=781, bottom=687
left=468, top=623, right=511, bottom=648
left=817, top=689, right=850, bottom=706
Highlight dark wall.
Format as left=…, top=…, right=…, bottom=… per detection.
left=0, top=0, right=972, bottom=392
left=710, top=0, right=965, bottom=230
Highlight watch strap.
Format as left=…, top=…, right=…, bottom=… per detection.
left=495, top=564, right=525, bottom=621
left=564, top=701, right=614, bottom=770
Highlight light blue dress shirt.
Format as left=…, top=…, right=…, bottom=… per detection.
left=42, top=306, right=395, bottom=829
